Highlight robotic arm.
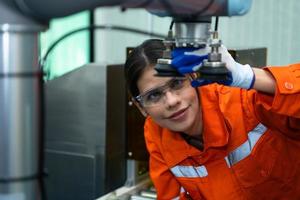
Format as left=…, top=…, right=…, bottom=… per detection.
left=12, top=0, right=251, bottom=20
left=0, top=1, right=252, bottom=200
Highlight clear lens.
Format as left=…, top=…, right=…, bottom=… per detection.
left=136, top=77, right=188, bottom=107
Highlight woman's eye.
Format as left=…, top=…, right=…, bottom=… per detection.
left=145, top=90, right=163, bottom=102
left=170, top=79, right=184, bottom=89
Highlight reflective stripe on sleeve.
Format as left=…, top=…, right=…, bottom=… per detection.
left=170, top=165, right=208, bottom=178
left=225, top=123, right=267, bottom=167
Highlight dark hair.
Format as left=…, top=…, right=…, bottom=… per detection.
left=124, top=39, right=165, bottom=98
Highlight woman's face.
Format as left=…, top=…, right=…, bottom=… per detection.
left=136, top=66, right=202, bottom=136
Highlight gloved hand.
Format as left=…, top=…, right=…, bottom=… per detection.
left=171, top=45, right=255, bottom=89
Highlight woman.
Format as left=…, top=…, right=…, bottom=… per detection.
left=124, top=39, right=300, bottom=199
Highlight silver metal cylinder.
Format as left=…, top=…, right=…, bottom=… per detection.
left=0, top=23, right=44, bottom=200
left=140, top=190, right=157, bottom=199
left=174, top=22, right=211, bottom=48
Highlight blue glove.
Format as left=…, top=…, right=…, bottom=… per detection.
left=171, top=45, right=255, bottom=89
left=171, top=47, right=209, bottom=74
left=171, top=47, right=213, bottom=87
left=171, top=47, right=232, bottom=87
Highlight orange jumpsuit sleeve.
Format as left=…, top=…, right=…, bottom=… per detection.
left=245, top=63, right=300, bottom=138
left=144, top=119, right=189, bottom=200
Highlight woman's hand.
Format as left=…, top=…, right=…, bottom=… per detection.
left=171, top=45, right=255, bottom=89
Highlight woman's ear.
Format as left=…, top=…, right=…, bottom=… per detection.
left=131, top=98, right=148, bottom=117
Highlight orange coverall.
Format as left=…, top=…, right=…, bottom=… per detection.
left=144, top=64, right=300, bottom=199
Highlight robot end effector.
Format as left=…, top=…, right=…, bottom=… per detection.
left=154, top=17, right=230, bottom=80
left=151, top=0, right=253, bottom=80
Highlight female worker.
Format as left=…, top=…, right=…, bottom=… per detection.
left=124, top=39, right=300, bottom=199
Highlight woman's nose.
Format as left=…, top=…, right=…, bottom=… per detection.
left=164, top=91, right=180, bottom=107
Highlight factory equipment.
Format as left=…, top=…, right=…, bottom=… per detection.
left=0, top=0, right=253, bottom=199
left=44, top=64, right=127, bottom=199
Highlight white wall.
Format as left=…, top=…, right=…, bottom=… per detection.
left=95, top=0, right=300, bottom=66
left=218, top=0, right=300, bottom=66
left=94, top=7, right=171, bottom=65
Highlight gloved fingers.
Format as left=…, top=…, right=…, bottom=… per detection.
left=172, top=54, right=208, bottom=68
left=189, top=72, right=233, bottom=88
left=184, top=47, right=210, bottom=56
left=220, top=44, right=228, bottom=51
left=219, top=45, right=236, bottom=71
left=219, top=45, right=233, bottom=59
left=216, top=74, right=233, bottom=86
left=190, top=78, right=232, bottom=88
left=191, top=79, right=212, bottom=87
left=177, top=67, right=194, bottom=74
left=177, top=62, right=202, bottom=74
left=172, top=47, right=203, bottom=57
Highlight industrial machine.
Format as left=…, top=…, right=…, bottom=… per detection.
left=0, top=0, right=253, bottom=199
left=44, top=64, right=127, bottom=199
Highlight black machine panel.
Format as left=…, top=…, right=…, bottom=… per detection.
left=45, top=64, right=127, bottom=199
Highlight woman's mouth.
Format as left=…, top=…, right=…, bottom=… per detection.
left=168, top=107, right=188, bottom=121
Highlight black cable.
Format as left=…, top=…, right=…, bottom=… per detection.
left=89, top=10, right=95, bottom=63
left=169, top=20, right=174, bottom=31
left=215, top=16, right=219, bottom=31
left=40, top=25, right=166, bottom=71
